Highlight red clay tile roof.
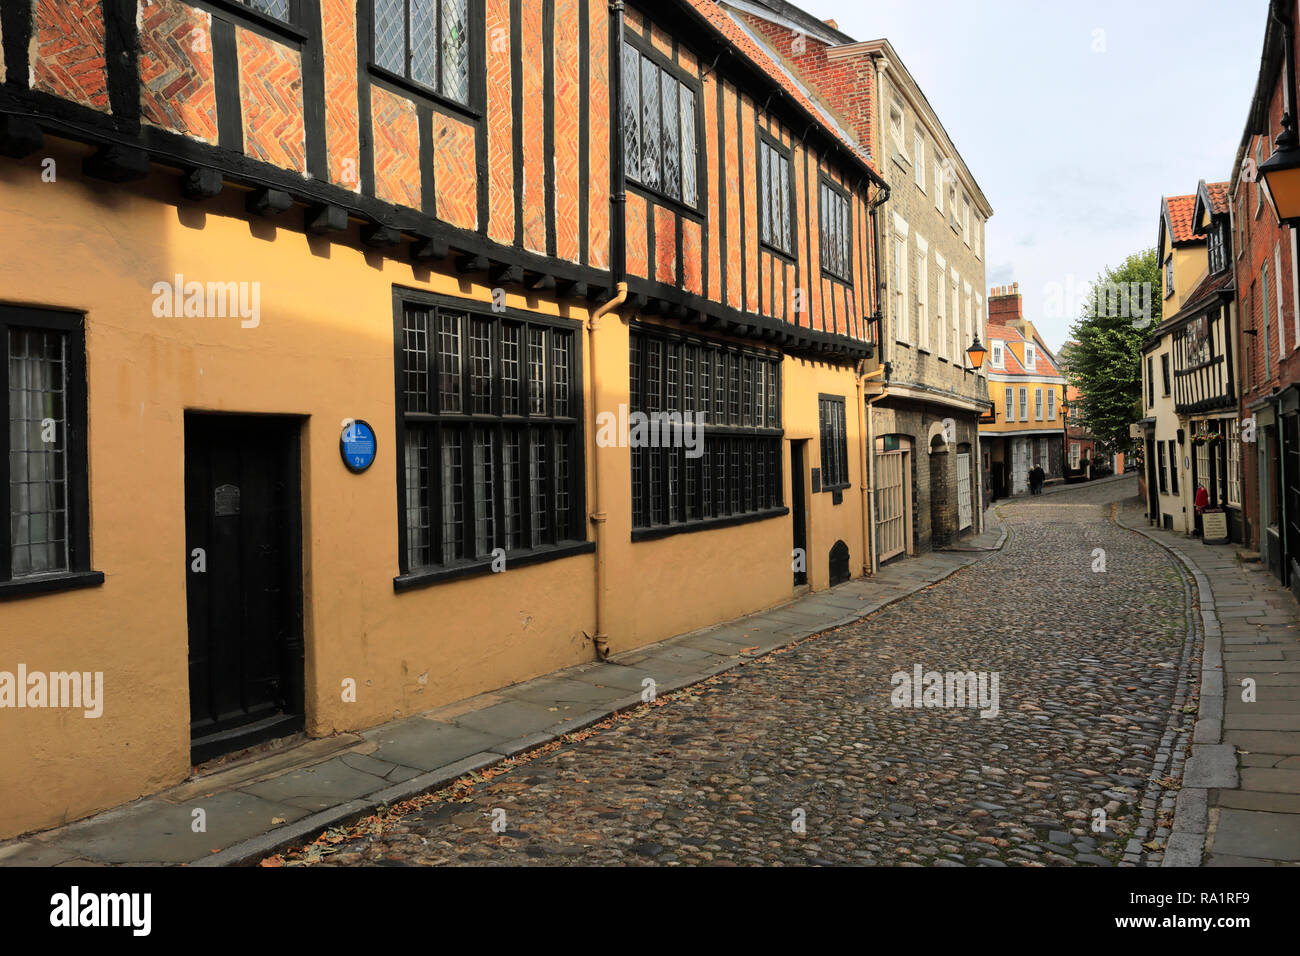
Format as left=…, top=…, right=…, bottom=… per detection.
left=1165, top=194, right=1198, bottom=243
left=685, top=0, right=882, bottom=179
left=1170, top=268, right=1234, bottom=321
left=985, top=323, right=1060, bottom=377
left=1205, top=181, right=1230, bottom=215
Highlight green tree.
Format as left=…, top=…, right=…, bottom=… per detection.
left=1065, top=248, right=1162, bottom=450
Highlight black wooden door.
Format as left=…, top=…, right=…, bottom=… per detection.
left=1146, top=438, right=1160, bottom=523
left=1283, top=414, right=1300, bottom=592
left=791, top=441, right=807, bottom=586
left=185, top=414, right=304, bottom=764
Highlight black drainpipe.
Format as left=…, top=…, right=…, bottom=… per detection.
left=868, top=182, right=891, bottom=366
left=609, top=1, right=627, bottom=287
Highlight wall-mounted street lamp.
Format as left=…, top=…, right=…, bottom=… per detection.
left=966, top=334, right=987, bottom=370
left=1259, top=113, right=1300, bottom=226
left=1260, top=5, right=1300, bottom=226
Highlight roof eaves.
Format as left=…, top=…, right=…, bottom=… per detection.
left=722, top=0, right=854, bottom=46
left=676, top=0, right=886, bottom=188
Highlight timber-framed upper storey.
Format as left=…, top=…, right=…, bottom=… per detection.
left=0, top=0, right=884, bottom=359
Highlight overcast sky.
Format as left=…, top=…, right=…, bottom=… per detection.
left=813, top=0, right=1269, bottom=351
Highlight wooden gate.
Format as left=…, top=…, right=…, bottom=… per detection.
left=957, top=450, right=972, bottom=531
left=874, top=437, right=911, bottom=561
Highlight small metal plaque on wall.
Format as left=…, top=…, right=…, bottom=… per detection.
left=341, top=420, right=378, bottom=474
left=214, top=484, right=241, bottom=517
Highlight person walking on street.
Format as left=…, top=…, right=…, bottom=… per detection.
left=1029, top=465, right=1044, bottom=495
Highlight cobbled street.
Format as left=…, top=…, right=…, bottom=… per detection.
left=285, top=478, right=1197, bottom=867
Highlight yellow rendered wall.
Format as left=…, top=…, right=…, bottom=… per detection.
left=982, top=381, right=1064, bottom=434
left=0, top=141, right=872, bottom=839
left=0, top=142, right=596, bottom=839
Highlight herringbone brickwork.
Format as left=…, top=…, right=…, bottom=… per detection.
left=586, top=0, right=609, bottom=269
left=723, top=83, right=741, bottom=311
left=741, top=95, right=758, bottom=315
left=237, top=28, right=306, bottom=173
left=139, top=0, right=218, bottom=144
left=682, top=219, right=702, bottom=296
left=520, top=0, right=546, bottom=254
left=434, top=113, right=477, bottom=230
left=486, top=0, right=514, bottom=244
left=553, top=0, right=581, bottom=263
left=626, top=192, right=647, bottom=279
left=371, top=85, right=421, bottom=209
left=32, top=0, right=109, bottom=112
left=321, top=0, right=360, bottom=190
left=15, top=0, right=880, bottom=345
left=703, top=73, right=720, bottom=300
left=654, top=205, right=675, bottom=286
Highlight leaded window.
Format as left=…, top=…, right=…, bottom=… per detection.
left=760, top=138, right=794, bottom=256
left=622, top=41, right=699, bottom=207
left=1, top=307, right=94, bottom=589
left=234, top=0, right=297, bottom=22
left=373, top=0, right=470, bottom=105
left=818, top=396, right=849, bottom=490
left=1209, top=220, right=1228, bottom=274
left=821, top=180, right=851, bottom=281
left=630, top=327, right=782, bottom=534
left=398, top=299, right=584, bottom=576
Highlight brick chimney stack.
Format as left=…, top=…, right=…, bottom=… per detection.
left=988, top=282, right=1023, bottom=323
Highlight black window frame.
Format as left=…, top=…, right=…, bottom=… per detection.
left=1168, top=440, right=1180, bottom=495
left=1157, top=440, right=1168, bottom=494
left=1164, top=255, right=1174, bottom=296
left=1161, top=353, right=1171, bottom=396
left=0, top=305, right=101, bottom=598
left=758, top=132, right=796, bottom=259
left=202, top=0, right=308, bottom=39
left=818, top=394, right=849, bottom=492
left=629, top=323, right=786, bottom=541
left=369, top=0, right=480, bottom=115
left=819, top=174, right=853, bottom=283
left=392, top=288, right=591, bottom=591
left=621, top=34, right=704, bottom=215
left=1147, top=355, right=1155, bottom=408
left=1208, top=219, right=1228, bottom=274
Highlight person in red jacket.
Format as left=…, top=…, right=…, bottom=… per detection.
left=1194, top=485, right=1210, bottom=536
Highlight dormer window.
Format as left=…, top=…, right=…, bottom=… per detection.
left=990, top=340, right=1004, bottom=369
left=1023, top=342, right=1036, bottom=370
left=1208, top=220, right=1228, bottom=274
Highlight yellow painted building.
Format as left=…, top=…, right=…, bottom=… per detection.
left=1159, top=194, right=1210, bottom=314
left=0, top=0, right=889, bottom=839
left=980, top=285, right=1066, bottom=497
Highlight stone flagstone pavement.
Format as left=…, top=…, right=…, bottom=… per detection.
left=1118, top=500, right=1300, bottom=866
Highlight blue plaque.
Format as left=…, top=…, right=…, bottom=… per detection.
left=340, top=420, right=377, bottom=473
